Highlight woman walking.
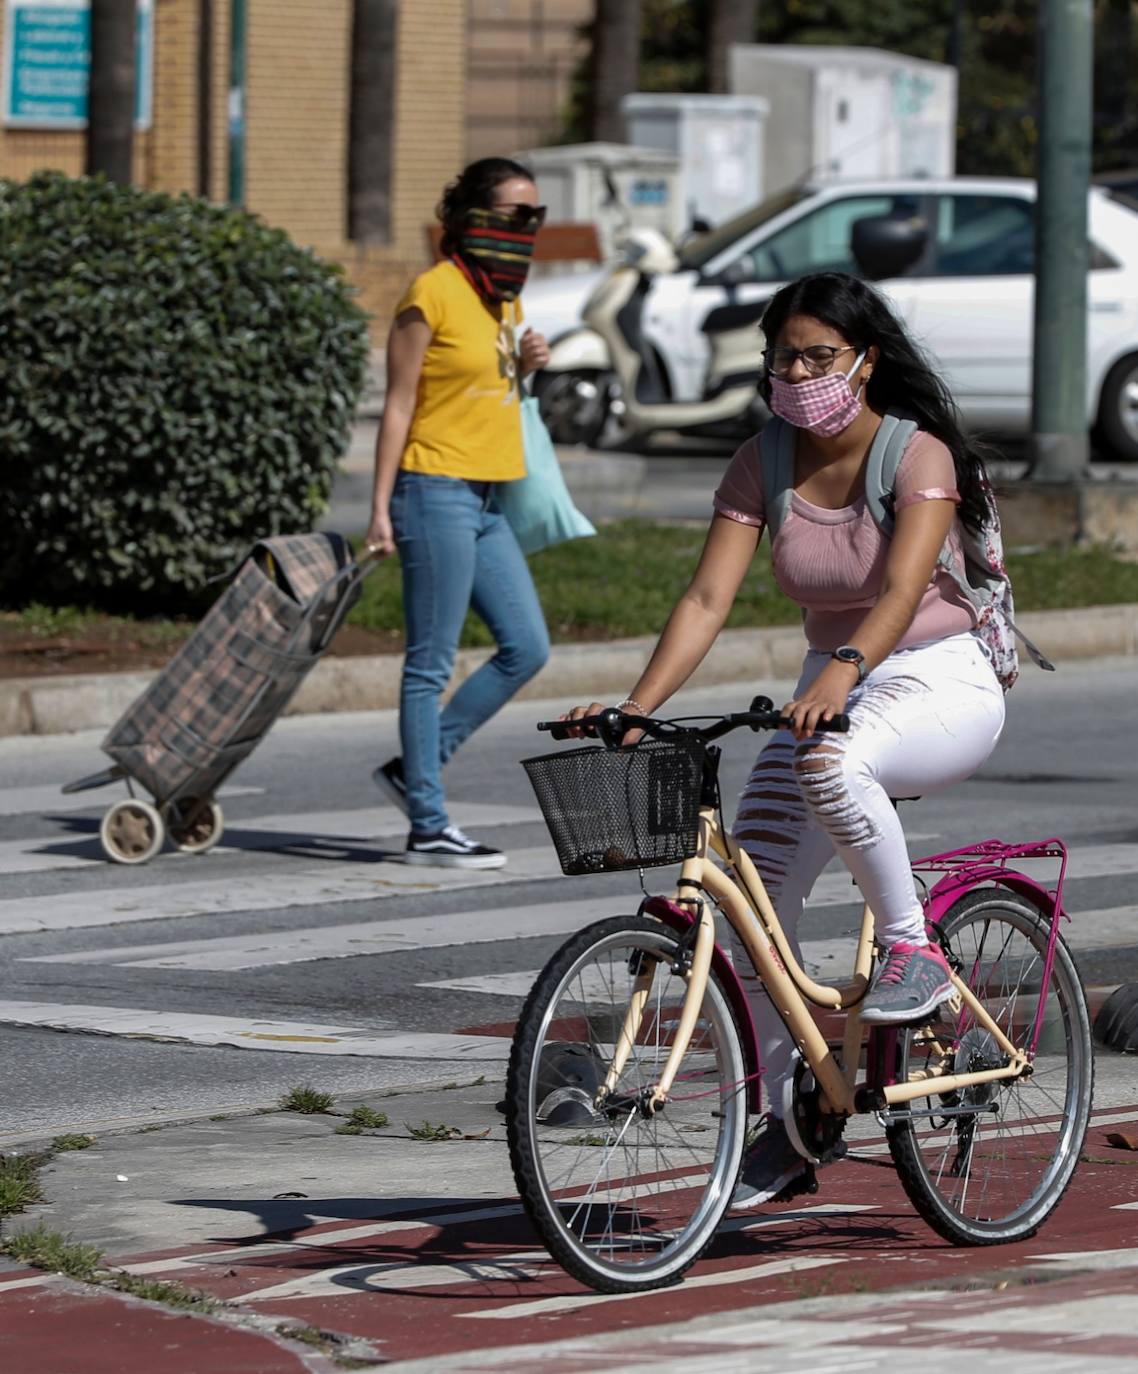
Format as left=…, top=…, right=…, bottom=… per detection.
left=365, top=158, right=551, bottom=869
left=564, top=271, right=1007, bottom=1206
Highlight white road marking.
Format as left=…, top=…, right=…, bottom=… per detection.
left=0, top=1001, right=513, bottom=1058
left=22, top=893, right=634, bottom=970
left=0, top=846, right=561, bottom=938
left=464, top=1255, right=847, bottom=1319
left=0, top=783, right=263, bottom=819
left=418, top=937, right=861, bottom=997
left=1029, top=1247, right=1138, bottom=1270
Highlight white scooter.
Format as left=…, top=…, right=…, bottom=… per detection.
left=534, top=228, right=768, bottom=448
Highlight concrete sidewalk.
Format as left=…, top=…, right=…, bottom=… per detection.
left=3, top=602, right=1137, bottom=738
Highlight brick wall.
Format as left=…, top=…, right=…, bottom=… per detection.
left=0, top=0, right=469, bottom=340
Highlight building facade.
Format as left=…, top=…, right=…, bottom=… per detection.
left=0, top=0, right=467, bottom=333
left=465, top=0, right=591, bottom=161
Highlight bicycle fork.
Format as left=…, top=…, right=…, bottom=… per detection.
left=598, top=897, right=718, bottom=1114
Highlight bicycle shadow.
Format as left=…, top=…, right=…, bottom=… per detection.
left=170, top=1168, right=937, bottom=1306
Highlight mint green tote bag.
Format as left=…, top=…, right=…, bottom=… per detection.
left=496, top=390, right=597, bottom=555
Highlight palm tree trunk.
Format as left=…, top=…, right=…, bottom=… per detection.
left=591, top=0, right=641, bottom=143
left=707, top=0, right=758, bottom=95
left=348, top=0, right=398, bottom=242
left=86, top=0, right=136, bottom=183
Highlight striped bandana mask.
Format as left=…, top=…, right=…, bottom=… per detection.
left=453, top=207, right=538, bottom=303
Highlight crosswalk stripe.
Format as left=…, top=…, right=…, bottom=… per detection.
left=0, top=783, right=263, bottom=819
left=0, top=846, right=562, bottom=938
left=0, top=800, right=543, bottom=876
left=0, top=1001, right=513, bottom=1058
left=21, top=893, right=636, bottom=970
left=416, top=937, right=863, bottom=997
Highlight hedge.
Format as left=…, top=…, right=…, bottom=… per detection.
left=0, top=172, right=370, bottom=612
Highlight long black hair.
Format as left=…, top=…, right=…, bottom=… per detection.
left=759, top=272, right=991, bottom=532
left=437, top=157, right=535, bottom=256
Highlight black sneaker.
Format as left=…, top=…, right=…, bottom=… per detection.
left=372, top=758, right=408, bottom=816
left=731, top=1113, right=847, bottom=1211
left=404, top=825, right=506, bottom=870
left=730, top=1114, right=808, bottom=1211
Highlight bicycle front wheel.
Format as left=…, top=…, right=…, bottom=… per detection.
left=887, top=888, right=1094, bottom=1245
left=507, top=915, right=749, bottom=1293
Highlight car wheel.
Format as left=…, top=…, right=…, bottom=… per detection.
left=533, top=369, right=614, bottom=448
left=1096, top=354, right=1138, bottom=462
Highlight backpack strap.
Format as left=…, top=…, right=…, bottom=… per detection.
left=758, top=415, right=797, bottom=540
left=863, top=412, right=919, bottom=538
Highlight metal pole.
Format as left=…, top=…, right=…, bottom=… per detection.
left=227, top=0, right=247, bottom=205
left=1028, top=0, right=1093, bottom=480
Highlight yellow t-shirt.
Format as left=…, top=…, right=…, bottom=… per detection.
left=396, top=261, right=525, bottom=481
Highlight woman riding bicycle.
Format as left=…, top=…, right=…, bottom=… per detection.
left=565, top=271, right=1006, bottom=1209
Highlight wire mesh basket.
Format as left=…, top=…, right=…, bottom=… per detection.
left=522, top=737, right=707, bottom=875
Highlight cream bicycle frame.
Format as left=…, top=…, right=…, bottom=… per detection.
left=602, top=802, right=1027, bottom=1116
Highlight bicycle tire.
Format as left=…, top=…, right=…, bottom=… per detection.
left=886, top=888, right=1094, bottom=1245
left=507, top=914, right=749, bottom=1293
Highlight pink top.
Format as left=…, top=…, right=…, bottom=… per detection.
left=714, top=428, right=976, bottom=652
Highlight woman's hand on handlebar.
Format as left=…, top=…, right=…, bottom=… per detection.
left=559, top=702, right=644, bottom=746
left=782, top=661, right=856, bottom=741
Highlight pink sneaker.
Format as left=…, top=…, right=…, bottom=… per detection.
left=860, top=941, right=954, bottom=1025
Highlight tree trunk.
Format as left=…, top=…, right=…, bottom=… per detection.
left=348, top=0, right=398, bottom=242
left=591, top=0, right=641, bottom=143
left=706, top=0, right=757, bottom=95
left=86, top=0, right=136, bottom=183
left=1099, top=0, right=1132, bottom=133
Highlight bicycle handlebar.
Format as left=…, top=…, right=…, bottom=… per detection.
left=537, top=695, right=849, bottom=747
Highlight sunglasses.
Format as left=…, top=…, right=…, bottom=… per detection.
left=492, top=203, right=548, bottom=230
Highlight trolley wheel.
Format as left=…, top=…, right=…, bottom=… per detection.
left=100, top=799, right=165, bottom=865
left=167, top=799, right=224, bottom=854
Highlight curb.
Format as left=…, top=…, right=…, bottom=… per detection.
left=2, top=603, right=1136, bottom=739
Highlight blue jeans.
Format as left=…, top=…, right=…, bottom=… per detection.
left=390, top=471, right=550, bottom=834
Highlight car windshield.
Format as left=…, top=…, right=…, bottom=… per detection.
left=678, top=187, right=809, bottom=271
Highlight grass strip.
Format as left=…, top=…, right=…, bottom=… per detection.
left=2, top=1223, right=219, bottom=1311
left=5, top=525, right=1138, bottom=654
left=0, top=1153, right=46, bottom=1219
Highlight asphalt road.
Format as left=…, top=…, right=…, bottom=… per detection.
left=1, top=656, right=1137, bottom=1140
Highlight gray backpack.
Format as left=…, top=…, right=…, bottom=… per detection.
left=758, top=411, right=1054, bottom=691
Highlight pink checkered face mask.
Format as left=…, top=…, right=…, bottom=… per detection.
left=768, top=349, right=867, bottom=436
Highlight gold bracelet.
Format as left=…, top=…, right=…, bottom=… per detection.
left=616, top=696, right=647, bottom=716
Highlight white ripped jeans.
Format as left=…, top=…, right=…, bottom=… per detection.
left=727, top=631, right=1006, bottom=1114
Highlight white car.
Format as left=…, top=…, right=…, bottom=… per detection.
left=522, top=176, right=1138, bottom=459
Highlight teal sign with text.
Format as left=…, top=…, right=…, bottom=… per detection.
left=2, top=0, right=152, bottom=129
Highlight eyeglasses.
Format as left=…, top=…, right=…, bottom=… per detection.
left=763, top=344, right=857, bottom=377
left=492, top=203, right=548, bottom=230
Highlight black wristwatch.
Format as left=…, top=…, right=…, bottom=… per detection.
left=832, top=645, right=867, bottom=681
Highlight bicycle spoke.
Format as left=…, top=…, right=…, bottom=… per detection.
left=887, top=891, right=1092, bottom=1244
left=508, top=917, right=747, bottom=1289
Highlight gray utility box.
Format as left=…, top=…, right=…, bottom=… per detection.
left=516, top=141, right=683, bottom=260
left=622, top=92, right=769, bottom=230
left=730, top=44, right=957, bottom=197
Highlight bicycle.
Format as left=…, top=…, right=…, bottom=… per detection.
left=505, top=699, right=1094, bottom=1294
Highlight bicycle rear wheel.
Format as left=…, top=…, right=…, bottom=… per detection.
left=887, top=888, right=1093, bottom=1245
left=507, top=914, right=748, bottom=1293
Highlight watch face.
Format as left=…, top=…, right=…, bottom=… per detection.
left=836, top=647, right=862, bottom=663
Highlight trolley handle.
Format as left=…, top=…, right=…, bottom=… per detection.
left=537, top=696, right=849, bottom=747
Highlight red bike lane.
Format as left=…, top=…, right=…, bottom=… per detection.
left=4, top=1104, right=1137, bottom=1370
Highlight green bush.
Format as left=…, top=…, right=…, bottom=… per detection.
left=0, top=172, right=369, bottom=612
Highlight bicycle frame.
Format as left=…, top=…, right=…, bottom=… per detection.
left=601, top=803, right=1068, bottom=1122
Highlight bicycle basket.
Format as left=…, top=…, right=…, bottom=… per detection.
left=521, top=737, right=706, bottom=875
